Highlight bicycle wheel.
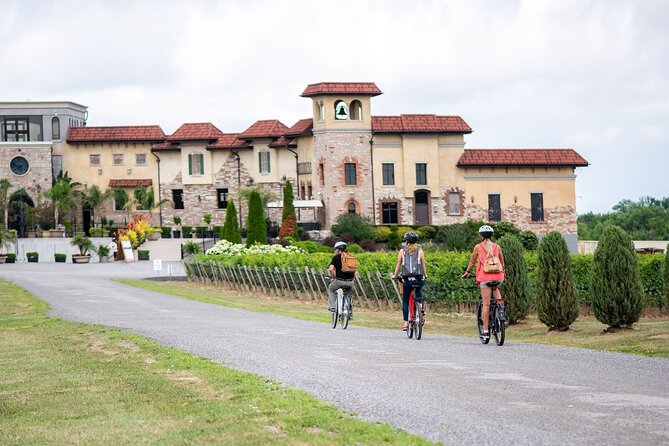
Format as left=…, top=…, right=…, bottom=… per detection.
left=415, top=302, right=423, bottom=340
left=331, top=290, right=340, bottom=329
left=494, top=306, right=505, bottom=346
left=476, top=300, right=490, bottom=344
left=341, top=295, right=350, bottom=329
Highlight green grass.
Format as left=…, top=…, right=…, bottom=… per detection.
left=120, top=279, right=669, bottom=358
left=0, top=279, right=435, bottom=445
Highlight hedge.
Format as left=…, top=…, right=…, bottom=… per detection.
left=195, top=251, right=668, bottom=309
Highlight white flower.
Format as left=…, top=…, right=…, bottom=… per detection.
left=205, top=240, right=304, bottom=256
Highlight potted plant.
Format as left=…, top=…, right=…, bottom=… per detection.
left=54, top=253, right=67, bottom=263
left=172, top=216, right=182, bottom=238
left=182, top=225, right=193, bottom=238
left=203, top=213, right=214, bottom=238
left=182, top=240, right=201, bottom=258
left=147, top=227, right=161, bottom=241
left=96, top=244, right=110, bottom=263
left=88, top=227, right=103, bottom=237
left=27, top=251, right=39, bottom=263
left=161, top=226, right=172, bottom=239
left=0, top=227, right=17, bottom=264
left=70, top=234, right=93, bottom=264
left=137, top=249, right=150, bottom=261
left=4, top=253, right=16, bottom=263
left=195, top=226, right=207, bottom=238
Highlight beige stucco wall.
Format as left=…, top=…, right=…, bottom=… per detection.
left=311, top=95, right=372, bottom=131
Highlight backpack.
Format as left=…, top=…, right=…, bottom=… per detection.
left=482, top=241, right=503, bottom=273
left=340, top=251, right=358, bottom=273
left=401, top=248, right=423, bottom=277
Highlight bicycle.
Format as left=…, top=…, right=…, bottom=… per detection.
left=393, top=276, right=426, bottom=340
left=324, top=276, right=353, bottom=329
left=476, top=280, right=506, bottom=346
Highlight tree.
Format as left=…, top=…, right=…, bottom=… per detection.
left=0, top=179, right=10, bottom=230
left=221, top=201, right=242, bottom=244
left=246, top=190, right=266, bottom=246
left=43, top=172, right=82, bottom=228
left=83, top=185, right=113, bottom=226
left=665, top=244, right=669, bottom=310
left=130, top=185, right=171, bottom=225
left=498, top=234, right=530, bottom=324
left=535, top=231, right=579, bottom=331
left=591, top=225, right=643, bottom=330
left=280, top=179, right=297, bottom=239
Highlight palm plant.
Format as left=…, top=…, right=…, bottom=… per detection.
left=70, top=234, right=94, bottom=256
left=0, top=178, right=11, bottom=230
left=0, top=227, right=17, bottom=254
left=126, top=186, right=171, bottom=225
left=83, top=185, right=113, bottom=226
left=43, top=172, right=82, bottom=228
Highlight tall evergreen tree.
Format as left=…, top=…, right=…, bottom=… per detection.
left=591, top=225, right=643, bottom=329
left=221, top=200, right=241, bottom=244
left=498, top=234, right=530, bottom=324
left=665, top=244, right=669, bottom=310
left=280, top=179, right=297, bottom=239
left=246, top=190, right=266, bottom=246
left=536, top=231, right=579, bottom=331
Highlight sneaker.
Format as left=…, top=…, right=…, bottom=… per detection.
left=481, top=330, right=490, bottom=336
left=328, top=308, right=336, bottom=312
left=402, top=322, right=409, bottom=331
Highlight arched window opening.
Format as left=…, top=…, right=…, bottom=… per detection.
left=51, top=117, right=60, bottom=140
left=334, top=100, right=348, bottom=120
left=347, top=202, right=356, bottom=214
left=350, top=100, right=362, bottom=120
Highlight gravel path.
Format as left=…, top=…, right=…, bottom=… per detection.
left=2, top=262, right=668, bottom=445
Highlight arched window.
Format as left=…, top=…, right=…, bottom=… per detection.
left=51, top=117, right=60, bottom=140
left=347, top=202, right=356, bottom=214
left=350, top=100, right=362, bottom=120
left=334, top=100, right=348, bottom=120
left=318, top=101, right=325, bottom=120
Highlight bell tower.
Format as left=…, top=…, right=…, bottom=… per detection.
left=300, top=82, right=382, bottom=228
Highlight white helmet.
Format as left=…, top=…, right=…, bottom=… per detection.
left=478, top=225, right=494, bottom=238
left=334, top=241, right=347, bottom=250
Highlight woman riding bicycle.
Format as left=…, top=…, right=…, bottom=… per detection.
left=392, top=231, right=427, bottom=331
left=461, top=225, right=505, bottom=336
left=328, top=241, right=355, bottom=316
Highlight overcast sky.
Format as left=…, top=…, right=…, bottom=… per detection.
left=2, top=0, right=667, bottom=214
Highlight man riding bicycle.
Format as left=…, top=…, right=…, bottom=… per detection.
left=328, top=241, right=354, bottom=317
left=392, top=231, right=427, bottom=331
left=461, top=225, right=505, bottom=336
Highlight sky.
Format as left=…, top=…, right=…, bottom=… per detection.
left=2, top=0, right=667, bottom=214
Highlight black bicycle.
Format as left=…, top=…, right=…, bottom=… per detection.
left=324, top=276, right=353, bottom=329
left=476, top=280, right=506, bottom=346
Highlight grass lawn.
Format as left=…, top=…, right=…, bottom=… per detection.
left=0, top=279, right=435, bottom=445
left=120, top=279, right=669, bottom=358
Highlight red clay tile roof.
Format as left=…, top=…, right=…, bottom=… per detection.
left=239, top=120, right=288, bottom=139
left=372, top=115, right=472, bottom=133
left=301, top=82, right=382, bottom=97
left=268, top=136, right=296, bottom=148
left=109, top=179, right=153, bottom=188
left=167, top=123, right=223, bottom=141
left=457, top=149, right=589, bottom=167
left=206, top=133, right=252, bottom=150
left=151, top=142, right=180, bottom=151
left=67, top=126, right=165, bottom=142
left=283, top=118, right=313, bottom=137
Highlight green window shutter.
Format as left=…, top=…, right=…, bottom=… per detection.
left=267, top=152, right=270, bottom=173
left=258, top=153, right=262, bottom=172
left=188, top=154, right=193, bottom=175
left=199, top=154, right=204, bottom=175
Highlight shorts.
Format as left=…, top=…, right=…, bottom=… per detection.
left=480, top=280, right=504, bottom=289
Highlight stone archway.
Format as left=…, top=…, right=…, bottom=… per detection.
left=8, top=189, right=35, bottom=238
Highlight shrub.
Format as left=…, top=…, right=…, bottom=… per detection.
left=330, top=214, right=374, bottom=242
left=96, top=244, right=110, bottom=256
left=416, top=225, right=437, bottom=240
left=183, top=241, right=202, bottom=255
left=339, top=232, right=355, bottom=243
left=373, top=226, right=391, bottom=243
left=491, top=221, right=520, bottom=239
left=322, top=236, right=339, bottom=247
left=347, top=243, right=363, bottom=254
left=535, top=231, right=579, bottom=331
left=435, top=224, right=475, bottom=251
left=54, top=253, right=67, bottom=262
left=291, top=241, right=331, bottom=253
left=665, top=247, right=669, bottom=309
left=519, top=230, right=538, bottom=251
left=281, top=179, right=296, bottom=238
left=161, top=227, right=171, bottom=237
left=591, top=225, right=642, bottom=329
left=498, top=234, right=530, bottom=323
left=387, top=231, right=402, bottom=250
left=27, top=251, right=39, bottom=262
left=182, top=226, right=193, bottom=236
left=221, top=201, right=242, bottom=244
left=5, top=253, right=16, bottom=263
left=245, top=191, right=267, bottom=246
left=358, top=239, right=377, bottom=252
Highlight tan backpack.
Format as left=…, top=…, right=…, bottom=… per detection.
left=340, top=251, right=358, bottom=273
left=482, top=241, right=503, bottom=273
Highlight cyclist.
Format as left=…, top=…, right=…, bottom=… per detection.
left=461, top=225, right=505, bottom=336
left=392, top=231, right=427, bottom=331
left=328, top=241, right=355, bottom=317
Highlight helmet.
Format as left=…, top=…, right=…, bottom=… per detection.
left=403, top=231, right=419, bottom=243
left=478, top=225, right=494, bottom=238
left=334, top=241, right=347, bottom=251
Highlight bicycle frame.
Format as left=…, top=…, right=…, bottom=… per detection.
left=477, top=281, right=505, bottom=346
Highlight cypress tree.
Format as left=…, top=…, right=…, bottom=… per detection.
left=591, top=225, right=642, bottom=329
left=536, top=231, right=579, bottom=331
left=280, top=179, right=296, bottom=239
left=221, top=200, right=241, bottom=244
left=246, top=190, right=266, bottom=246
left=498, top=234, right=530, bottom=324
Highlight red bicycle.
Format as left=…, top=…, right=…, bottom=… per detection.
left=393, top=276, right=426, bottom=340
